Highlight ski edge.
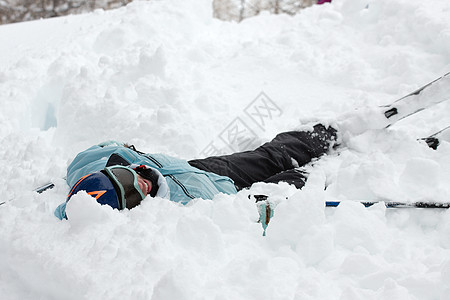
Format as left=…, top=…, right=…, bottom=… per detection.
left=385, top=71, right=450, bottom=106
left=381, top=72, right=450, bottom=126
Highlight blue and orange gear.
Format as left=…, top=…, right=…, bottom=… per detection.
left=66, top=172, right=120, bottom=209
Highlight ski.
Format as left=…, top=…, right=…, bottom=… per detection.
left=382, top=72, right=450, bottom=127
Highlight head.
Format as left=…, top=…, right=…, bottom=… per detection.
left=67, top=165, right=164, bottom=210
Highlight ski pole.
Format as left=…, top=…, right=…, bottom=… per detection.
left=34, top=182, right=55, bottom=194
left=0, top=182, right=55, bottom=206
left=325, top=201, right=450, bottom=208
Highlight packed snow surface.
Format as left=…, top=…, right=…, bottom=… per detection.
left=1, top=0, right=450, bottom=299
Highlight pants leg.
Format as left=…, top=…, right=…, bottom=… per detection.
left=262, top=169, right=308, bottom=189
left=188, top=124, right=337, bottom=190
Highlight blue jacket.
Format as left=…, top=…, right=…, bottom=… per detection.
left=55, top=141, right=237, bottom=219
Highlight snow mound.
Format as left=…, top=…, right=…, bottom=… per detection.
left=1, top=0, right=450, bottom=299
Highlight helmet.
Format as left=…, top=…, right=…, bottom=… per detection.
left=67, top=171, right=120, bottom=209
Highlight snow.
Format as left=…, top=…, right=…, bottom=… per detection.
left=1, top=0, right=450, bottom=299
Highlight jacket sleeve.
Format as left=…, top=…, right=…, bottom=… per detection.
left=97, top=140, right=124, bottom=148
left=54, top=202, right=67, bottom=220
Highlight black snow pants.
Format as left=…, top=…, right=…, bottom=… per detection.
left=188, top=124, right=337, bottom=190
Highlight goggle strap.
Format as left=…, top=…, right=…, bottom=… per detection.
left=101, top=169, right=126, bottom=210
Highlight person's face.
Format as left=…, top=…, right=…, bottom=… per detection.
left=136, top=174, right=153, bottom=196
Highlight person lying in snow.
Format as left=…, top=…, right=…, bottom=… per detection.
left=54, top=124, right=337, bottom=220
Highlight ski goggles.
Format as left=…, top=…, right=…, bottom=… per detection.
left=103, top=166, right=146, bottom=210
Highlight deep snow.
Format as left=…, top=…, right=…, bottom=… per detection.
left=1, top=0, right=450, bottom=299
